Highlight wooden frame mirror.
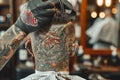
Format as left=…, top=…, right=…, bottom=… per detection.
left=80, top=0, right=120, bottom=55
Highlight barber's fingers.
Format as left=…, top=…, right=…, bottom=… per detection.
left=37, top=1, right=56, bottom=9
left=28, top=0, right=58, bottom=10
left=37, top=16, right=52, bottom=24
left=37, top=8, right=59, bottom=17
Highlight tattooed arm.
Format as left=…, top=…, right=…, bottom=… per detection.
left=0, top=0, right=76, bottom=71
left=0, top=0, right=57, bottom=70
left=0, top=25, right=26, bottom=70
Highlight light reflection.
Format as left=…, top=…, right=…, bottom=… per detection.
left=112, top=8, right=117, bottom=14
left=91, top=11, right=97, bottom=18
left=96, top=0, right=103, bottom=6
left=105, top=0, right=112, bottom=7
left=99, top=12, right=105, bottom=18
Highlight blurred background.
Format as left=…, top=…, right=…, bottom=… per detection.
left=0, top=0, right=120, bottom=80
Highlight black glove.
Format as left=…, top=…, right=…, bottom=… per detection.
left=51, top=0, right=76, bottom=22
left=15, top=0, right=56, bottom=34
left=15, top=0, right=76, bottom=34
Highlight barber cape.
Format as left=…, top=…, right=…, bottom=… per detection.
left=21, top=71, right=85, bottom=80
left=86, top=17, right=119, bottom=47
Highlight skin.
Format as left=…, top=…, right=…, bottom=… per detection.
left=0, top=25, right=26, bottom=70
left=0, top=0, right=75, bottom=72
left=30, top=22, right=75, bottom=72
left=0, top=21, right=75, bottom=73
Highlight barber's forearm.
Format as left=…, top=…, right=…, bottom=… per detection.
left=0, top=25, right=26, bottom=70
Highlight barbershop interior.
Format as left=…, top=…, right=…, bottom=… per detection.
left=0, top=0, right=120, bottom=80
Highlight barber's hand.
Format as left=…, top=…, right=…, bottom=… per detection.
left=15, top=0, right=56, bottom=34
left=15, top=0, right=76, bottom=34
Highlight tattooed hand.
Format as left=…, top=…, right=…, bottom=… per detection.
left=0, top=25, right=26, bottom=70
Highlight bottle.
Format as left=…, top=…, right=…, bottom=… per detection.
left=110, top=46, right=118, bottom=66
left=82, top=54, right=92, bottom=66
left=93, top=56, right=102, bottom=67
left=77, top=45, right=84, bottom=63
left=18, top=49, right=28, bottom=64
left=6, top=13, right=11, bottom=23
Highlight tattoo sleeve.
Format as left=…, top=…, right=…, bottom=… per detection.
left=0, top=25, right=26, bottom=70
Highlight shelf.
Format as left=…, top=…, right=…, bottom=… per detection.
left=0, top=23, right=10, bottom=29
left=0, top=4, right=9, bottom=7
left=78, top=64, right=120, bottom=80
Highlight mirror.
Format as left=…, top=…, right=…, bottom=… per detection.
left=86, top=0, right=120, bottom=49
left=80, top=0, right=120, bottom=55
